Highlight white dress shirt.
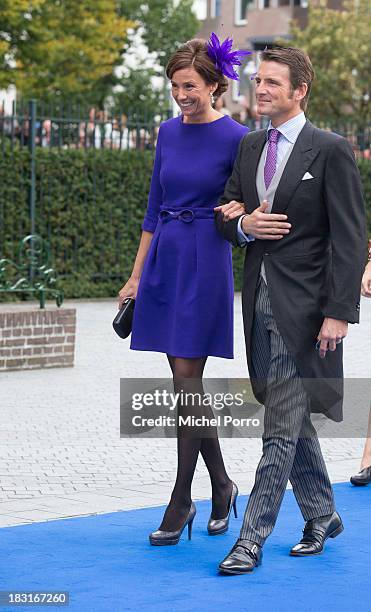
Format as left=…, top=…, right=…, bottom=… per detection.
left=237, top=111, right=307, bottom=244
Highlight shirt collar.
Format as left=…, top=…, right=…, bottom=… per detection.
left=267, top=112, right=306, bottom=144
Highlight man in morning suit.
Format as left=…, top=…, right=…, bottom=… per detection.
left=215, top=47, right=366, bottom=574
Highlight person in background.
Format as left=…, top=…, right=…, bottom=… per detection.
left=351, top=245, right=371, bottom=486
left=41, top=119, right=52, bottom=147
left=214, top=95, right=232, bottom=116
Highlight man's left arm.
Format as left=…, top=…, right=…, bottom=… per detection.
left=323, top=137, right=367, bottom=322
left=318, top=138, right=367, bottom=357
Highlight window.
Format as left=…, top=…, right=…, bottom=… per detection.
left=234, top=0, right=251, bottom=25
left=258, top=0, right=270, bottom=7
left=192, top=0, right=207, bottom=20
left=253, top=41, right=273, bottom=51
left=278, top=0, right=308, bottom=6
left=210, top=0, right=222, bottom=17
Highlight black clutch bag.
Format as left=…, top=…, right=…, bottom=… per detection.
left=112, top=298, right=135, bottom=339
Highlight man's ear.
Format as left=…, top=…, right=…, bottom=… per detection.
left=296, top=82, right=308, bottom=103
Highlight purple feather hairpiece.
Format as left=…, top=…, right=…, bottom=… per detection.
left=206, top=32, right=251, bottom=81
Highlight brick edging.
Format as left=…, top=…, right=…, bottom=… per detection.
left=0, top=309, right=76, bottom=371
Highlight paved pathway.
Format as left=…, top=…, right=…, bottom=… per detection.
left=0, top=295, right=370, bottom=527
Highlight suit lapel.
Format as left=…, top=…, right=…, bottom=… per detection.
left=271, top=121, right=319, bottom=214
left=242, top=131, right=266, bottom=213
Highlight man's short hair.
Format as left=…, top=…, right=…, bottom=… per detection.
left=261, top=47, right=315, bottom=110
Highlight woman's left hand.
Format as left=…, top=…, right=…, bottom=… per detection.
left=214, top=200, right=246, bottom=222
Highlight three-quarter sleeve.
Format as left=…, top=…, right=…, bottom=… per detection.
left=141, top=127, right=163, bottom=233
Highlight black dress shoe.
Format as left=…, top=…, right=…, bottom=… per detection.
left=290, top=511, right=343, bottom=556
left=350, top=466, right=371, bottom=486
left=218, top=539, right=262, bottom=574
left=207, top=482, right=238, bottom=536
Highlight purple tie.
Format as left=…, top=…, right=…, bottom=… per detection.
left=264, top=128, right=281, bottom=189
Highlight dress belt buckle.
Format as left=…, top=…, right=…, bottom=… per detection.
left=159, top=209, right=195, bottom=223
left=178, top=209, right=194, bottom=223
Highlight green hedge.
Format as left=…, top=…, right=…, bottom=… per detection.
left=0, top=147, right=370, bottom=300
left=0, top=147, right=153, bottom=299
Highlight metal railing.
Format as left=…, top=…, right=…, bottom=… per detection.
left=0, top=100, right=172, bottom=152
left=315, top=122, right=371, bottom=160
left=0, top=235, right=63, bottom=308
left=1, top=101, right=369, bottom=156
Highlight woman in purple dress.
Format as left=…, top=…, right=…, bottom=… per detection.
left=119, top=36, right=249, bottom=545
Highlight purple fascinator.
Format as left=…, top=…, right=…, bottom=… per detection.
left=206, top=32, right=251, bottom=81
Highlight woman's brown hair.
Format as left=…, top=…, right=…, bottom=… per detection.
left=166, top=39, right=228, bottom=99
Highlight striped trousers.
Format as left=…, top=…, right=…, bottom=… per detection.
left=240, top=278, right=335, bottom=545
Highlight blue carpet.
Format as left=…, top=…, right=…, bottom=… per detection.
left=0, top=482, right=370, bottom=612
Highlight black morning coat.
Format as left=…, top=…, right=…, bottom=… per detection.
left=215, top=120, right=367, bottom=421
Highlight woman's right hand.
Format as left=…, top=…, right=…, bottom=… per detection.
left=118, top=276, right=139, bottom=308
left=214, top=200, right=246, bottom=221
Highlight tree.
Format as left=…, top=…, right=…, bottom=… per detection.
left=0, top=0, right=44, bottom=88
left=0, top=1, right=199, bottom=113
left=138, top=0, right=200, bottom=69
left=0, top=0, right=133, bottom=106
left=119, top=0, right=200, bottom=69
left=112, top=67, right=168, bottom=119
left=113, top=1, right=200, bottom=117
left=288, top=0, right=370, bottom=128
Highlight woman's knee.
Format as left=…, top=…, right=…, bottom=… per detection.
left=172, top=358, right=205, bottom=379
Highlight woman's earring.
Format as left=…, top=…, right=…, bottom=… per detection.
left=210, top=92, right=215, bottom=106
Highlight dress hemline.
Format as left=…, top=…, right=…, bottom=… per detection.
left=130, top=345, right=234, bottom=360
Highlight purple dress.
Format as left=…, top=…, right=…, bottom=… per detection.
left=130, top=114, right=248, bottom=358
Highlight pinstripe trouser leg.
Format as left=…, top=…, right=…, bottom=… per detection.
left=240, top=278, right=335, bottom=545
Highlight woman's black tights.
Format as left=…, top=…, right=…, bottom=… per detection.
left=158, top=356, right=233, bottom=532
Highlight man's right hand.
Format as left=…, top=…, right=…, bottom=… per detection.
left=242, top=200, right=291, bottom=240
left=361, top=262, right=371, bottom=297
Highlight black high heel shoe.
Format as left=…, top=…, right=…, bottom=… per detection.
left=207, top=482, right=238, bottom=536
left=149, top=502, right=196, bottom=546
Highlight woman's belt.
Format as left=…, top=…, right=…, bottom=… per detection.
left=158, top=208, right=215, bottom=224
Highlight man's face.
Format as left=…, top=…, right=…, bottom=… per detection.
left=255, top=61, right=304, bottom=121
